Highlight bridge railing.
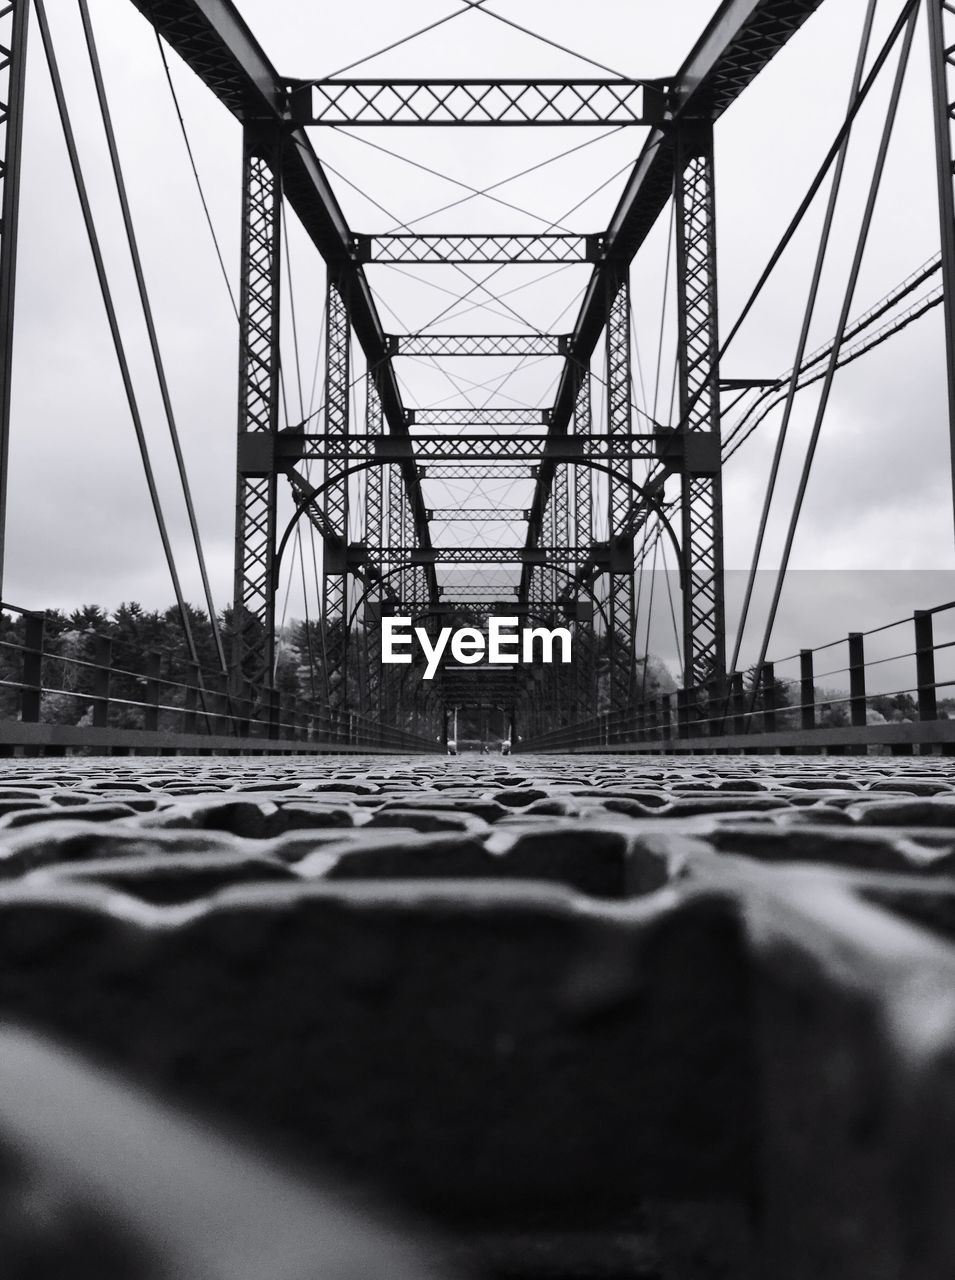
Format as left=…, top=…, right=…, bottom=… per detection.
left=522, top=602, right=955, bottom=754
left=0, top=604, right=435, bottom=754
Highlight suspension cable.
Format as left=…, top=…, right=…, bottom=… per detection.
left=748, top=0, right=919, bottom=697
left=79, top=0, right=227, bottom=675
left=35, top=0, right=206, bottom=686
left=729, top=0, right=879, bottom=675
left=155, top=32, right=238, bottom=322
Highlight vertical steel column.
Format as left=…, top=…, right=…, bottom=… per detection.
left=573, top=373, right=595, bottom=723
left=322, top=279, right=351, bottom=714
left=363, top=375, right=383, bottom=719
left=550, top=464, right=570, bottom=732
left=233, top=128, right=282, bottom=692
left=606, top=276, right=635, bottom=713
left=927, top=0, right=955, bottom=540
left=0, top=0, right=27, bottom=597
left=674, top=120, right=726, bottom=690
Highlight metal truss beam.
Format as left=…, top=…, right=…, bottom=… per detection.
left=127, top=0, right=435, bottom=588
left=675, top=120, right=725, bottom=689
left=283, top=433, right=662, bottom=462
left=400, top=546, right=575, bottom=566
left=322, top=280, right=351, bottom=714
left=605, top=276, right=635, bottom=713
left=524, top=0, right=827, bottom=583
left=363, top=373, right=384, bottom=719
left=427, top=509, right=528, bottom=521
left=392, top=332, right=568, bottom=358
left=418, top=464, right=535, bottom=480
left=365, top=235, right=591, bottom=265
left=233, top=127, right=281, bottom=691
left=409, top=407, right=548, bottom=426
left=0, top=0, right=28, bottom=596
left=288, top=79, right=664, bottom=127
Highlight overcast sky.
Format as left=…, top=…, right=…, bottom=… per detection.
left=5, top=0, right=954, bottom=674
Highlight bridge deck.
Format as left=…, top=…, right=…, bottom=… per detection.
left=1, top=753, right=955, bottom=1276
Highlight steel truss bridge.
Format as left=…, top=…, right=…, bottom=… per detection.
left=0, top=0, right=953, bottom=754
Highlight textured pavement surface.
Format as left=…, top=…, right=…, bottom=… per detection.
left=3, top=753, right=955, bottom=1277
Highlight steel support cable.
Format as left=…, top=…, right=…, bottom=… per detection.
left=704, top=0, right=920, bottom=398
left=390, top=149, right=632, bottom=336
left=619, top=256, right=943, bottom=568
left=319, top=0, right=490, bottom=79
left=723, top=255, right=942, bottom=452
left=748, top=2, right=919, bottom=703
left=461, top=0, right=628, bottom=79
left=375, top=125, right=630, bottom=236
left=35, top=0, right=210, bottom=710
left=728, top=0, right=880, bottom=677
left=724, top=286, right=943, bottom=460
left=79, top=0, right=227, bottom=676
left=154, top=32, right=237, bottom=322
left=724, top=287, right=943, bottom=463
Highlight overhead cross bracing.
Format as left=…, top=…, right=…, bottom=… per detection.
left=2, top=0, right=952, bottom=752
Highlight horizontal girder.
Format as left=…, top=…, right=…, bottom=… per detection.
left=427, top=509, right=528, bottom=521
left=279, top=432, right=668, bottom=463
left=287, top=79, right=665, bottom=126
left=364, top=234, right=592, bottom=265
left=391, top=332, right=569, bottom=357
left=409, top=407, right=548, bottom=426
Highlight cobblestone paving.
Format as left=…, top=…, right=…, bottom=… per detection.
left=3, top=753, right=955, bottom=1278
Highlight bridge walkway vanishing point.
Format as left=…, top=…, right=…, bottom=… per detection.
left=1, top=0, right=955, bottom=753
left=2, top=752, right=955, bottom=1276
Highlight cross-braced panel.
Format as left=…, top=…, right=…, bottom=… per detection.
left=573, top=374, right=596, bottom=722
left=363, top=375, right=384, bottom=719
left=675, top=122, right=726, bottom=691
left=290, top=79, right=658, bottom=126
left=606, top=277, right=635, bottom=713
left=366, top=235, right=590, bottom=265
left=233, top=135, right=281, bottom=691
left=322, top=280, right=351, bottom=713
left=411, top=407, right=545, bottom=426
left=393, top=332, right=567, bottom=357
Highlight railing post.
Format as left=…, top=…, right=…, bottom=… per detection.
left=848, top=632, right=866, bottom=728
left=20, top=611, right=44, bottom=723
left=731, top=672, right=746, bottom=734
left=144, top=650, right=161, bottom=732
left=182, top=667, right=198, bottom=735
left=91, top=635, right=111, bottom=729
left=268, top=690, right=281, bottom=741
left=800, top=649, right=815, bottom=731
left=661, top=693, right=672, bottom=743
left=761, top=662, right=776, bottom=734
left=915, top=610, right=938, bottom=723
left=677, top=688, right=691, bottom=740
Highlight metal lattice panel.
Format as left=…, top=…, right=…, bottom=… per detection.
left=392, top=332, right=568, bottom=357
left=363, top=375, right=384, bottom=719
left=289, top=79, right=660, bottom=126
left=366, top=236, right=590, bottom=266
left=291, top=434, right=655, bottom=461
left=410, top=407, right=546, bottom=427
left=322, top=280, right=351, bottom=713
left=606, top=277, right=635, bottom=713
left=233, top=134, right=281, bottom=690
left=675, top=122, right=726, bottom=689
